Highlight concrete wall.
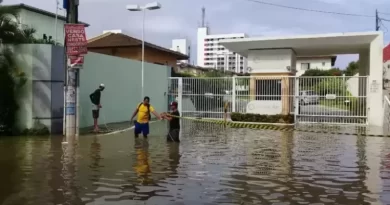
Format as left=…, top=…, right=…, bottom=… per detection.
left=79, top=52, right=170, bottom=128
left=14, top=44, right=65, bottom=134
left=346, top=74, right=360, bottom=97
left=247, top=49, right=296, bottom=73
left=296, top=57, right=333, bottom=76
left=19, top=9, right=66, bottom=44
left=14, top=44, right=170, bottom=133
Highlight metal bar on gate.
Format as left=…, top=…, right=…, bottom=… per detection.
left=232, top=76, right=236, bottom=112
left=178, top=77, right=183, bottom=114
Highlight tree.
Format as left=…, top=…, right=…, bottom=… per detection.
left=343, top=61, right=359, bottom=76
left=0, top=5, right=35, bottom=135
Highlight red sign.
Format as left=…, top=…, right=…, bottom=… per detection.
left=65, top=24, right=87, bottom=55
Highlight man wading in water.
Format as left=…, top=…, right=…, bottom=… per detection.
left=130, top=96, right=161, bottom=138
left=161, top=101, right=180, bottom=142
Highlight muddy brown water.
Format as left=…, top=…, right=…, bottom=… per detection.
left=1, top=120, right=390, bottom=205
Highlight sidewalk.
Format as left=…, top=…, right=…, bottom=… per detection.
left=80, top=121, right=131, bottom=135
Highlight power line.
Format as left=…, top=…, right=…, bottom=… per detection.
left=379, top=12, right=390, bottom=16
left=241, top=0, right=374, bottom=18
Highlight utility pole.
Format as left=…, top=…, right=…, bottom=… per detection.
left=376, top=9, right=380, bottom=31
left=64, top=0, right=80, bottom=141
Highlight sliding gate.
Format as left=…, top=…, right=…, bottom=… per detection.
left=168, top=76, right=368, bottom=125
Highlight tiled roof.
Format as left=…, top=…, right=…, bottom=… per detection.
left=87, top=32, right=188, bottom=60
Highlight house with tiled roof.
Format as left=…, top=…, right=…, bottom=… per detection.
left=87, top=31, right=188, bottom=67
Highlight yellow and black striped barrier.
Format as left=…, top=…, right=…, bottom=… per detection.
left=167, top=114, right=388, bottom=137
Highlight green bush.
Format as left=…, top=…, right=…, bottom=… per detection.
left=313, top=78, right=348, bottom=96
left=301, top=68, right=342, bottom=77
left=20, top=127, right=50, bottom=136
left=230, top=113, right=294, bottom=124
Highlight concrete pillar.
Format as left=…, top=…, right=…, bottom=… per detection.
left=367, top=34, right=384, bottom=127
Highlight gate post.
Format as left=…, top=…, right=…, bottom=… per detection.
left=294, top=77, right=299, bottom=124
left=232, top=76, right=236, bottom=112
left=178, top=77, right=183, bottom=114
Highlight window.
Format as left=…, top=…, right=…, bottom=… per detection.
left=301, top=63, right=310, bottom=70
left=322, top=62, right=325, bottom=66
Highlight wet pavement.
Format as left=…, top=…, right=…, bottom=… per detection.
left=1, top=120, right=390, bottom=204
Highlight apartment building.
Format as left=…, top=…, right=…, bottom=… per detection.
left=295, top=56, right=337, bottom=76
left=197, top=27, right=248, bottom=73
left=171, top=39, right=191, bottom=64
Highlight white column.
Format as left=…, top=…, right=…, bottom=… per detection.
left=178, top=77, right=183, bottom=114
left=232, top=76, right=236, bottom=112
left=367, top=34, right=384, bottom=127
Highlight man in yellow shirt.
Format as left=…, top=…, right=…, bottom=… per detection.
left=130, top=96, right=161, bottom=138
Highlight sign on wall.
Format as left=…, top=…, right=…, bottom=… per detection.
left=65, top=24, right=87, bottom=69
left=246, top=100, right=282, bottom=115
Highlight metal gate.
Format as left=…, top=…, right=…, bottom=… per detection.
left=295, top=76, right=368, bottom=124
left=168, top=75, right=368, bottom=125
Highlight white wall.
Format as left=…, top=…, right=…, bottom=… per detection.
left=367, top=33, right=384, bottom=127
left=296, top=58, right=333, bottom=76
left=19, top=9, right=66, bottom=44
left=247, top=49, right=296, bottom=73
left=346, top=73, right=359, bottom=97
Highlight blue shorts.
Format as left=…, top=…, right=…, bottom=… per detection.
left=134, top=122, right=149, bottom=135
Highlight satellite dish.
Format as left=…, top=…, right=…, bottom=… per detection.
left=247, top=67, right=252, bottom=72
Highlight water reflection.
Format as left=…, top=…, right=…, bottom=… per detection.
left=133, top=139, right=152, bottom=185
left=2, top=121, right=390, bottom=204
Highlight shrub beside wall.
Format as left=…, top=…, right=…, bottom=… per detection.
left=230, top=113, right=294, bottom=124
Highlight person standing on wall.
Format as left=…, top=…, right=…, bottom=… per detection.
left=130, top=96, right=161, bottom=138
left=90, top=84, right=105, bottom=132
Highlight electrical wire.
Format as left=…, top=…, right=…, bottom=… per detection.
left=379, top=12, right=390, bottom=16
left=240, top=0, right=375, bottom=18
left=380, top=19, right=389, bottom=33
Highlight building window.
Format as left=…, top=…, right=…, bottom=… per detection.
left=301, top=63, right=310, bottom=70
left=322, top=62, right=325, bottom=66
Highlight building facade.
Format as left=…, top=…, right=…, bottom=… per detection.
left=295, top=56, right=337, bottom=76
left=171, top=39, right=191, bottom=64
left=197, top=27, right=248, bottom=73
left=7, top=4, right=88, bottom=45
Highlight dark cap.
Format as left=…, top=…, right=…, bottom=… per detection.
left=170, top=101, right=178, bottom=107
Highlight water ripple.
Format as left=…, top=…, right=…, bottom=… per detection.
left=1, top=121, right=390, bottom=204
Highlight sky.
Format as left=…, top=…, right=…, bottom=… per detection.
left=5, top=0, right=390, bottom=69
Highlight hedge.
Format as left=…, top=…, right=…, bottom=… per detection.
left=230, top=113, right=294, bottom=124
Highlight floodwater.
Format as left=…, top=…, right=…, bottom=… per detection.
left=1, top=121, right=390, bottom=205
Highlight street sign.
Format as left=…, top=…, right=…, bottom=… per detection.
left=65, top=24, right=87, bottom=56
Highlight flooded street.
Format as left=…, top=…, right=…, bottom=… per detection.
left=1, top=120, right=390, bottom=204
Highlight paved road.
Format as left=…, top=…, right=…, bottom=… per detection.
left=188, top=101, right=353, bottom=123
